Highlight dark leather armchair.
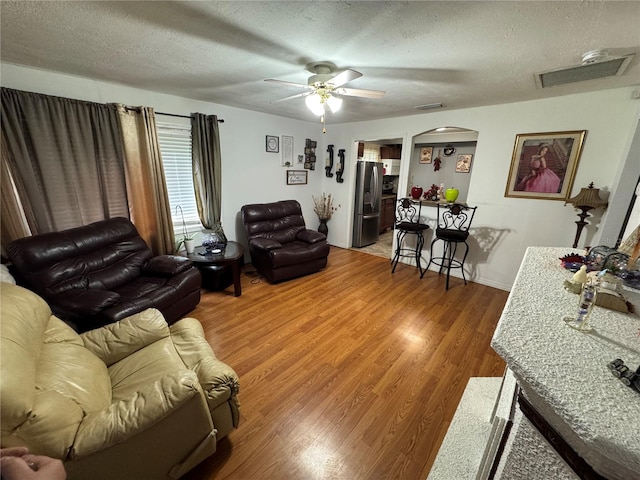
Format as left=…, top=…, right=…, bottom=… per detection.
left=241, top=200, right=330, bottom=283
left=6, top=217, right=201, bottom=332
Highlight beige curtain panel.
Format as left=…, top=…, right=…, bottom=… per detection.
left=1, top=134, right=31, bottom=247
left=117, top=105, right=174, bottom=256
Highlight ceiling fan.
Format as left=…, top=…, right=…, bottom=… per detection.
left=265, top=61, right=385, bottom=116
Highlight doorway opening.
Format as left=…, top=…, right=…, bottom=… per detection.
left=350, top=138, right=403, bottom=259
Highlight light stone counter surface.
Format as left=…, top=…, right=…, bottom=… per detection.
left=491, top=246, right=640, bottom=480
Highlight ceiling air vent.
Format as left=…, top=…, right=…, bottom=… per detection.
left=535, top=50, right=634, bottom=89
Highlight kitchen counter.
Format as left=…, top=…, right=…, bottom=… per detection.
left=491, top=246, right=640, bottom=479
left=419, top=199, right=468, bottom=207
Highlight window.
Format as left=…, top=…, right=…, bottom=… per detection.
left=156, top=119, right=202, bottom=236
left=362, top=142, right=381, bottom=161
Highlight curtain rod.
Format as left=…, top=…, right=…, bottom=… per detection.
left=124, top=106, right=224, bottom=123
left=157, top=111, right=225, bottom=123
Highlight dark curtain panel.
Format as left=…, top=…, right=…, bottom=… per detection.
left=191, top=113, right=225, bottom=238
left=1, top=88, right=129, bottom=234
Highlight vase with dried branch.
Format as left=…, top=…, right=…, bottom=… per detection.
left=312, top=193, right=340, bottom=235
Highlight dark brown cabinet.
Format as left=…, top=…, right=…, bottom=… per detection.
left=380, top=145, right=401, bottom=159
left=380, top=196, right=397, bottom=233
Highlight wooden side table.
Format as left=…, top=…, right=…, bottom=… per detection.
left=187, top=241, right=244, bottom=296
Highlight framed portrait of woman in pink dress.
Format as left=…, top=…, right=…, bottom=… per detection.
left=504, top=130, right=587, bottom=201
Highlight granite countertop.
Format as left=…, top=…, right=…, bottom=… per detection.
left=491, top=246, right=640, bottom=480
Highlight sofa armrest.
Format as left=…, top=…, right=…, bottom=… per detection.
left=54, top=289, right=120, bottom=315
left=70, top=370, right=202, bottom=457
left=143, top=255, right=193, bottom=276
left=170, top=318, right=240, bottom=427
left=296, top=229, right=326, bottom=244
left=81, top=308, right=170, bottom=366
left=249, top=237, right=282, bottom=251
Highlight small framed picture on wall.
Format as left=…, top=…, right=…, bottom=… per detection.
left=286, top=170, right=308, bottom=185
left=455, top=154, right=473, bottom=173
left=266, top=135, right=279, bottom=153
left=419, top=146, right=433, bottom=164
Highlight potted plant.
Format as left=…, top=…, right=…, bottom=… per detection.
left=312, top=193, right=340, bottom=235
left=175, top=206, right=196, bottom=254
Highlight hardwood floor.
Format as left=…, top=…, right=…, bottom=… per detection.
left=182, top=247, right=509, bottom=480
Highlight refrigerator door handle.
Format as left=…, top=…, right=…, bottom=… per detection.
left=363, top=213, right=380, bottom=220
left=372, top=164, right=379, bottom=209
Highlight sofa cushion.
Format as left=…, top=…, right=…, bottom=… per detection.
left=1, top=284, right=50, bottom=436
left=55, top=289, right=121, bottom=315
left=241, top=200, right=306, bottom=244
left=81, top=309, right=171, bottom=367
left=143, top=255, right=193, bottom=276
left=39, top=318, right=112, bottom=414
left=108, top=338, right=188, bottom=402
left=7, top=217, right=152, bottom=297
left=268, top=240, right=330, bottom=268
left=0, top=285, right=95, bottom=457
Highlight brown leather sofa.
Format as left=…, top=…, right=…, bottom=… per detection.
left=6, top=217, right=201, bottom=333
left=241, top=200, right=330, bottom=282
left=1, top=283, right=240, bottom=480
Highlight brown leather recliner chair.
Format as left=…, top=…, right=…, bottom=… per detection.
left=6, top=217, right=201, bottom=333
left=241, top=200, right=330, bottom=282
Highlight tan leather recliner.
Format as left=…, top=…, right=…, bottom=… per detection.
left=0, top=283, right=240, bottom=480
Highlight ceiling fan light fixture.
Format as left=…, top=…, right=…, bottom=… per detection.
left=305, top=93, right=325, bottom=116
left=326, top=94, right=342, bottom=113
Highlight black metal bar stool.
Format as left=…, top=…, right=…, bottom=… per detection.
left=391, top=198, right=430, bottom=275
left=426, top=203, right=477, bottom=289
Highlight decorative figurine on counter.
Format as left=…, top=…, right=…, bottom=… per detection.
left=573, top=265, right=588, bottom=284
left=336, top=149, right=345, bottom=183
left=325, top=144, right=334, bottom=178
left=563, top=267, right=630, bottom=313
left=564, top=278, right=598, bottom=331
left=423, top=184, right=439, bottom=201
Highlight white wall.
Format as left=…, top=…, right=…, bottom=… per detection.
left=2, top=63, right=638, bottom=290
left=321, top=89, right=640, bottom=289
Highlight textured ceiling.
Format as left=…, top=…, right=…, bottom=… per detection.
left=1, top=1, right=639, bottom=123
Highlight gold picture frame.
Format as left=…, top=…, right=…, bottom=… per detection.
left=505, top=130, right=587, bottom=201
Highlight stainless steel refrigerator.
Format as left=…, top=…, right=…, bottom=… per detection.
left=352, top=161, right=383, bottom=247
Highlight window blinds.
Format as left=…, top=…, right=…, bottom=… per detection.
left=156, top=121, right=202, bottom=234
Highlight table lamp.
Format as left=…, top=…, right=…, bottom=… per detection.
left=566, top=183, right=608, bottom=248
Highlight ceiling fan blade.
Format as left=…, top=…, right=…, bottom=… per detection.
left=329, top=69, right=363, bottom=87
left=264, top=78, right=311, bottom=89
left=337, top=87, right=385, bottom=98
left=272, top=91, right=312, bottom=103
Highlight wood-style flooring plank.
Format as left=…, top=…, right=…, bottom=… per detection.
left=182, top=246, right=509, bottom=480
